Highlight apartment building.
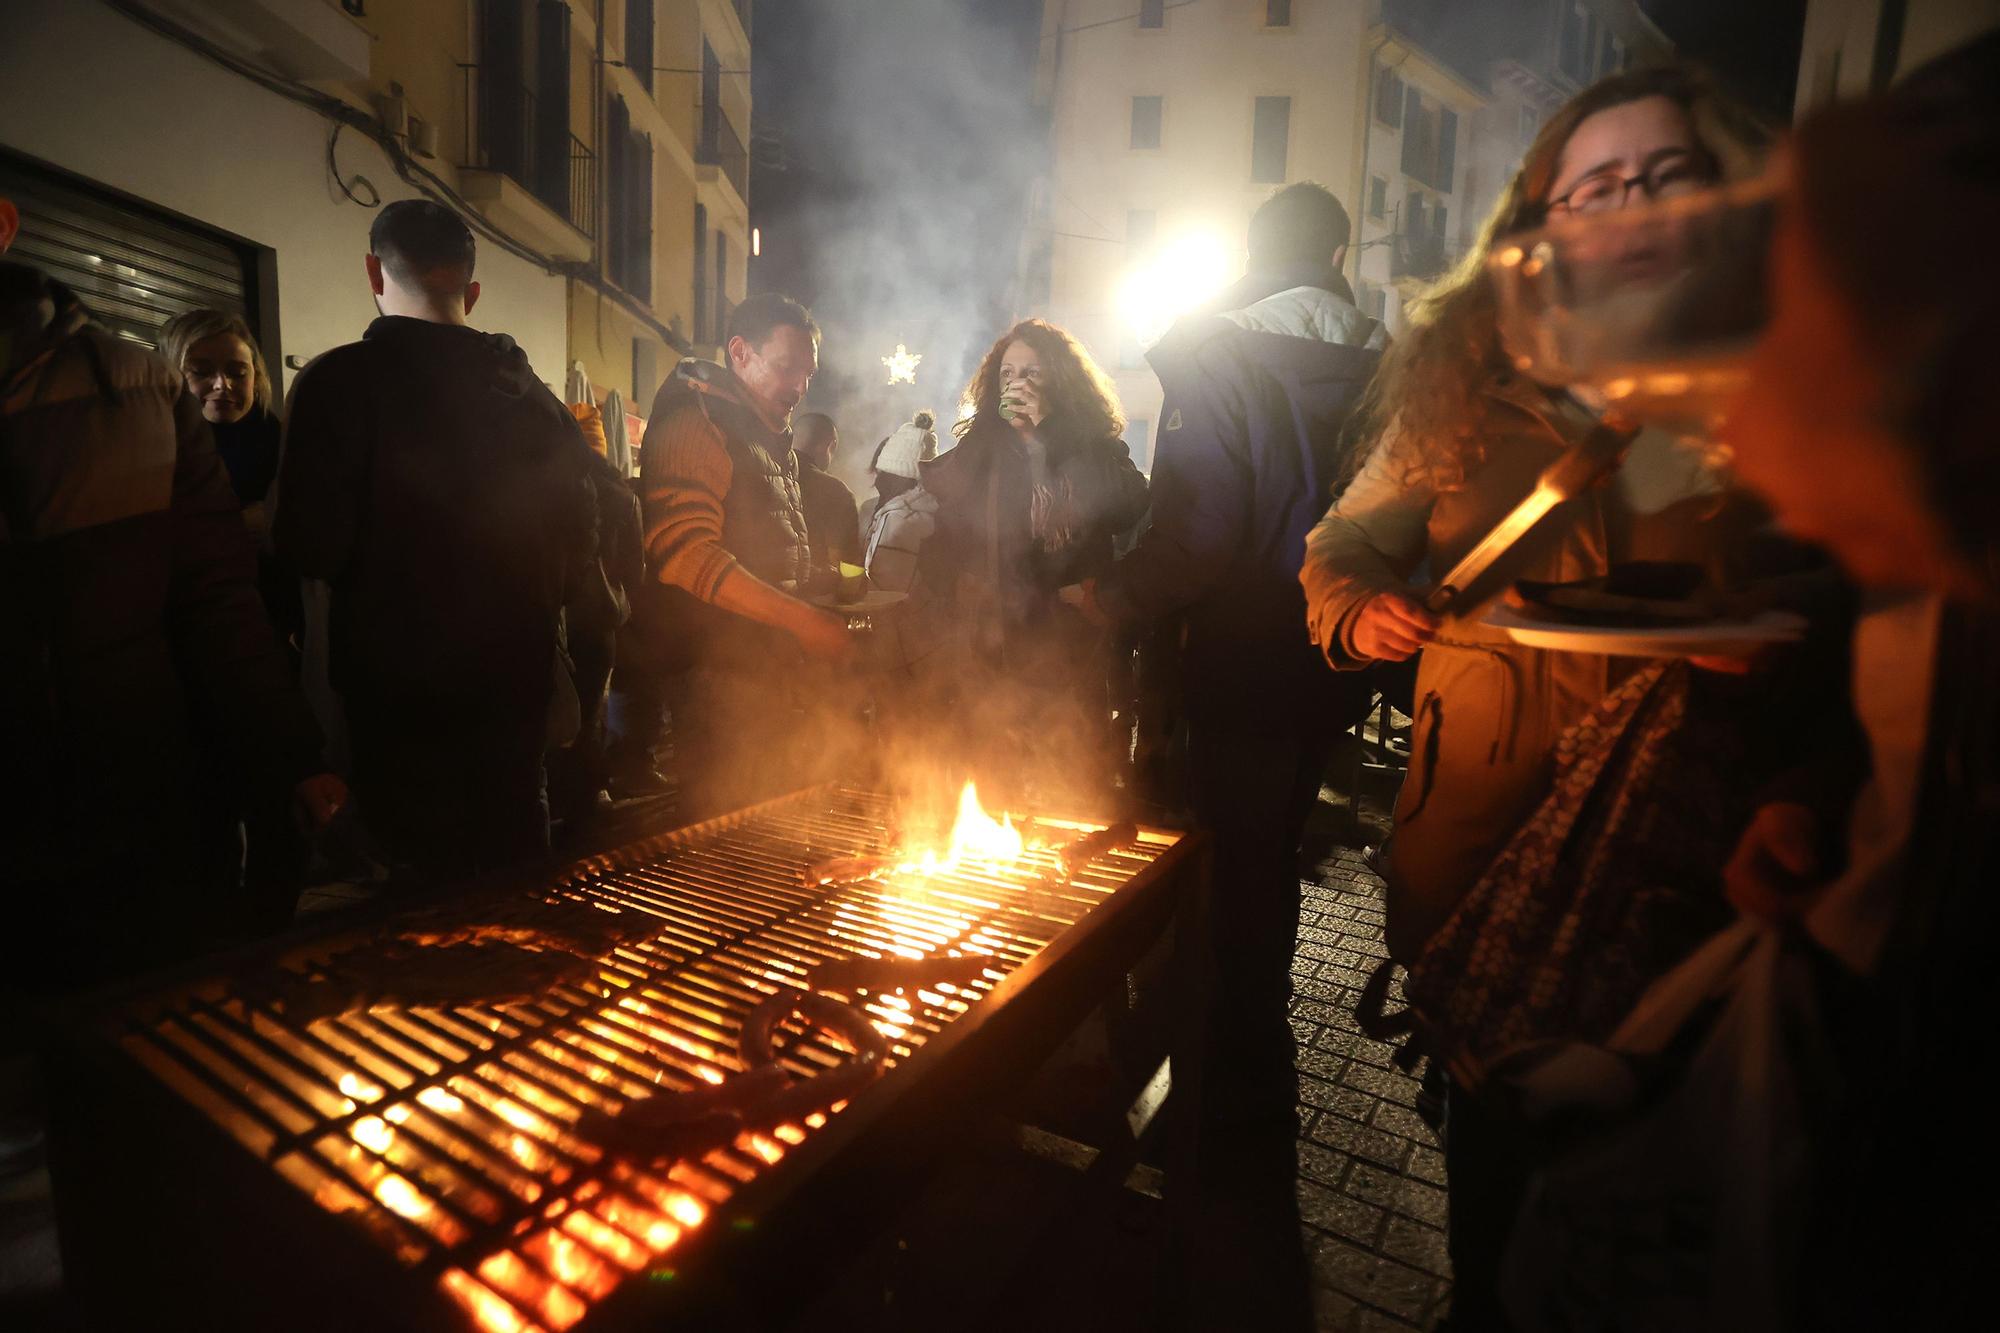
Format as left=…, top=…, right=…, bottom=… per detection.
left=0, top=0, right=750, bottom=463
left=1795, top=0, right=2000, bottom=112
left=1025, top=0, right=1664, bottom=462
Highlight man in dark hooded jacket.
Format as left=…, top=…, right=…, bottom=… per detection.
left=1077, top=182, right=1385, bottom=1331
left=275, top=200, right=596, bottom=879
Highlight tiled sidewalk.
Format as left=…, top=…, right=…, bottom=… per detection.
left=1293, top=850, right=1453, bottom=1332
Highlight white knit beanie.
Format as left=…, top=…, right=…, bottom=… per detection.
left=874, top=409, right=939, bottom=479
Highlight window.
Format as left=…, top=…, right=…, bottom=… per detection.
left=1126, top=418, right=1151, bottom=472
left=692, top=202, right=709, bottom=344
left=1398, top=90, right=1454, bottom=192
left=1265, top=0, right=1291, bottom=26
left=714, top=231, right=729, bottom=343
left=1432, top=202, right=1447, bottom=245
left=1368, top=175, right=1387, bottom=219
left=1405, top=193, right=1426, bottom=239
left=625, top=0, right=653, bottom=94
left=1559, top=2, right=1590, bottom=82
left=1374, top=68, right=1404, bottom=127
left=1400, top=86, right=1432, bottom=179
left=476, top=1, right=579, bottom=225
left=1126, top=208, right=1157, bottom=254
left=1251, top=96, right=1290, bottom=184
left=1139, top=0, right=1163, bottom=28
left=606, top=96, right=652, bottom=299
left=1130, top=95, right=1163, bottom=150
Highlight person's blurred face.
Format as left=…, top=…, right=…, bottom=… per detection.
left=999, top=339, right=1043, bottom=432
left=728, top=324, right=817, bottom=431
left=1725, top=199, right=1970, bottom=593
left=183, top=332, right=257, bottom=424
left=1547, top=96, right=1714, bottom=283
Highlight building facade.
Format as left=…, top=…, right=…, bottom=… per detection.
left=1795, top=0, right=2000, bottom=112
left=0, top=0, right=750, bottom=467
left=1025, top=0, right=1665, bottom=463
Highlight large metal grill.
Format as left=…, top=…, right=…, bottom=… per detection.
left=52, top=785, right=1195, bottom=1332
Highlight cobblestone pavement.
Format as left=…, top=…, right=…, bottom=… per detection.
left=1294, top=848, right=1453, bottom=1333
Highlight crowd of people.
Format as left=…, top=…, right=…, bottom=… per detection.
left=1, top=28, right=1995, bottom=1330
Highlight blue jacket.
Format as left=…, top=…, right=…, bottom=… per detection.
left=1095, top=270, right=1384, bottom=715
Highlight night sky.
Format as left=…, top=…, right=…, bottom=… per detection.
left=1641, top=0, right=1809, bottom=120
left=746, top=0, right=1808, bottom=445
left=747, top=0, right=1044, bottom=452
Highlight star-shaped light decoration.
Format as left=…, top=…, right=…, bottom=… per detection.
left=881, top=342, right=923, bottom=386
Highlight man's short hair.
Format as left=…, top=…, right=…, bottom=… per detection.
left=370, top=199, right=477, bottom=295
left=794, top=411, right=835, bottom=441
left=1247, top=182, right=1352, bottom=272
left=727, top=292, right=819, bottom=349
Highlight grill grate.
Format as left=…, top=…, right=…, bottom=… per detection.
left=109, top=787, right=1180, bottom=1332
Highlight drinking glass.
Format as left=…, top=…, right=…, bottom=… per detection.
left=1489, top=177, right=1780, bottom=451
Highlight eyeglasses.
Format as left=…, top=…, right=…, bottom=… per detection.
left=1546, top=152, right=1717, bottom=217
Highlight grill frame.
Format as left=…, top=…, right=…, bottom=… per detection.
left=49, top=785, right=1202, bottom=1331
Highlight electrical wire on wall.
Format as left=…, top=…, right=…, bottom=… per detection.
left=97, top=0, right=690, bottom=354
left=326, top=124, right=381, bottom=209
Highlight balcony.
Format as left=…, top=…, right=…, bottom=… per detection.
left=697, top=109, right=749, bottom=206
left=460, top=72, right=596, bottom=260
left=1389, top=230, right=1450, bottom=284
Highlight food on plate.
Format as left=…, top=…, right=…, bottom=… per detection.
left=1511, top=560, right=1734, bottom=627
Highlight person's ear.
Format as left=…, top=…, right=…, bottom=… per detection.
left=0, top=198, right=19, bottom=256
left=462, top=280, right=481, bottom=316
left=726, top=334, right=749, bottom=372
left=364, top=253, right=386, bottom=297
left=1331, top=243, right=1349, bottom=272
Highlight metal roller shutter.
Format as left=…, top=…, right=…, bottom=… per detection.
left=0, top=147, right=272, bottom=359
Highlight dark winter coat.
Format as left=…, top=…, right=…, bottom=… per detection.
left=273, top=316, right=596, bottom=722
left=919, top=413, right=1148, bottom=654
left=1095, top=267, right=1384, bottom=721
left=1, top=266, right=321, bottom=898
left=212, top=404, right=303, bottom=646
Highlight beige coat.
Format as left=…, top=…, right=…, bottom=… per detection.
left=1301, top=377, right=1756, bottom=960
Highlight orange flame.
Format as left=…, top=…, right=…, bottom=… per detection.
left=896, top=782, right=1028, bottom=877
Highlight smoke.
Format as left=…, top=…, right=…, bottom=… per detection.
left=753, top=0, right=1046, bottom=495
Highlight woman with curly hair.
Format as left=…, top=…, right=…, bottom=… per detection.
left=1305, top=65, right=1775, bottom=957
left=1300, top=65, right=1832, bottom=1326
left=916, top=319, right=1148, bottom=801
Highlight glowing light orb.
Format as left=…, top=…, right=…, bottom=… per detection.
left=1117, top=229, right=1235, bottom=347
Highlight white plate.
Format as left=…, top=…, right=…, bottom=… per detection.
left=1482, top=603, right=1808, bottom=658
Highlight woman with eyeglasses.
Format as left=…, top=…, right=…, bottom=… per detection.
left=1300, top=65, right=1842, bottom=1327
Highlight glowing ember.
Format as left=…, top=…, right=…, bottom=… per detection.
left=339, top=1072, right=383, bottom=1102
left=351, top=1116, right=395, bottom=1153
left=439, top=1268, right=534, bottom=1333
left=374, top=1173, right=433, bottom=1221
left=417, top=1086, right=466, bottom=1114
left=663, top=1192, right=707, bottom=1229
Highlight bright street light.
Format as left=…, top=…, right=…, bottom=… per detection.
left=1117, top=229, right=1234, bottom=347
